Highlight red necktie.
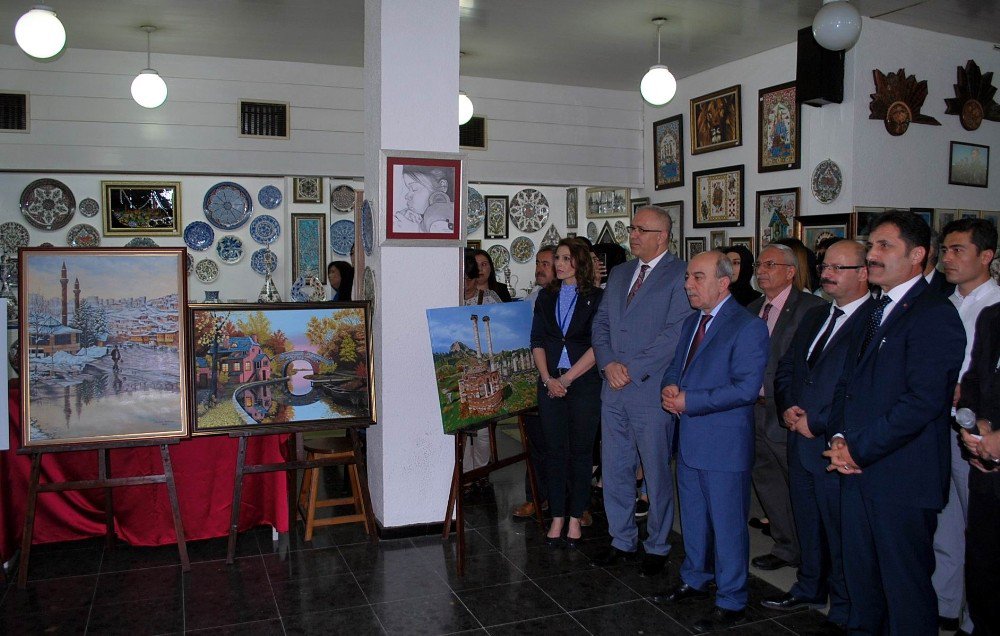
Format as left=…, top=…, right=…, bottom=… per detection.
left=684, top=314, right=712, bottom=371
left=761, top=302, right=773, bottom=322
left=626, top=264, right=649, bottom=305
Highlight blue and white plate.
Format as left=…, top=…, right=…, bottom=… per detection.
left=203, top=181, right=253, bottom=230
left=361, top=199, right=374, bottom=256
left=183, top=221, right=215, bottom=251
left=257, top=185, right=282, bottom=210
left=250, top=248, right=278, bottom=277
left=125, top=237, right=158, bottom=248
left=330, top=219, right=355, bottom=256
left=468, top=187, right=485, bottom=233
left=249, top=214, right=280, bottom=245
left=216, top=235, right=244, bottom=264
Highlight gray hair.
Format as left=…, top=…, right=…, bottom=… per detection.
left=762, top=242, right=797, bottom=267
left=713, top=250, right=734, bottom=280
left=635, top=205, right=672, bottom=236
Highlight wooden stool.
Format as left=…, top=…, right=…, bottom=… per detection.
left=297, top=436, right=372, bottom=540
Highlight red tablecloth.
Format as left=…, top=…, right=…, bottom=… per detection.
left=1, top=383, right=289, bottom=561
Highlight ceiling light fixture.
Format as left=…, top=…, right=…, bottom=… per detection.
left=812, top=0, right=862, bottom=51
left=640, top=17, right=677, bottom=106
left=14, top=5, right=66, bottom=59
left=458, top=92, right=474, bottom=125
left=130, top=25, right=167, bottom=109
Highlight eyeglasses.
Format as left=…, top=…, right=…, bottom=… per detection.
left=816, top=264, right=865, bottom=273
left=752, top=261, right=793, bottom=271
left=626, top=225, right=665, bottom=235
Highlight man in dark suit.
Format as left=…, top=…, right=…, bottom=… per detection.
left=748, top=243, right=828, bottom=571
left=762, top=239, right=872, bottom=627
left=825, top=210, right=965, bottom=635
left=925, top=230, right=957, bottom=298
left=655, top=251, right=769, bottom=633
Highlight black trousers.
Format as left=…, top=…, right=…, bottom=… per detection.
left=537, top=376, right=601, bottom=518
left=522, top=413, right=548, bottom=503
left=967, top=476, right=1000, bottom=636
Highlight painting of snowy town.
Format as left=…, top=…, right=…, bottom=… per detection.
left=21, top=249, right=189, bottom=447
left=189, top=303, right=373, bottom=434
left=426, top=302, right=536, bottom=434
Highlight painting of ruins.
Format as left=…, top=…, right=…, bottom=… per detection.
left=20, top=248, right=189, bottom=447
left=426, top=302, right=536, bottom=434
left=188, top=302, right=374, bottom=434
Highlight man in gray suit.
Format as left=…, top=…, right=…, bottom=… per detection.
left=748, top=243, right=828, bottom=571
left=591, top=205, right=693, bottom=576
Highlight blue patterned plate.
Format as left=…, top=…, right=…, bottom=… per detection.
left=216, top=235, right=244, bottom=264
left=203, top=181, right=253, bottom=230
left=468, top=187, right=485, bottom=233
left=249, top=214, right=280, bottom=245
left=330, top=219, right=355, bottom=256
left=183, top=221, right=215, bottom=251
left=250, top=248, right=278, bottom=276
left=361, top=199, right=374, bottom=256
left=258, top=185, right=282, bottom=210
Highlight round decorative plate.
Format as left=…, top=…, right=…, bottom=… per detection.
left=613, top=220, right=628, bottom=244
left=330, top=219, right=355, bottom=255
left=20, top=178, right=76, bottom=231
left=361, top=199, right=374, bottom=256
left=467, top=187, right=486, bottom=233
left=961, top=99, right=984, bottom=131
left=509, top=188, right=549, bottom=233
left=257, top=185, right=282, bottom=210
left=187, top=254, right=194, bottom=276
left=363, top=266, right=376, bottom=312
left=203, top=181, right=253, bottom=230
left=78, top=197, right=100, bottom=218
left=195, top=258, right=219, bottom=283
left=487, top=245, right=511, bottom=271
left=0, top=222, right=29, bottom=254
left=249, top=214, right=280, bottom=245
left=216, top=235, right=244, bottom=264
left=125, top=237, right=158, bottom=248
left=250, top=248, right=278, bottom=277
left=587, top=222, right=598, bottom=242
left=510, top=236, right=535, bottom=264
left=811, top=159, right=843, bottom=204
left=66, top=223, right=100, bottom=248
left=183, top=221, right=215, bottom=251
left=290, top=275, right=324, bottom=302
left=331, top=185, right=357, bottom=213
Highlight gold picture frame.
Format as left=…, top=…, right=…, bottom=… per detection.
left=101, top=181, right=182, bottom=237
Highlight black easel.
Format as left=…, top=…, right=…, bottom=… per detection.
left=17, top=438, right=189, bottom=588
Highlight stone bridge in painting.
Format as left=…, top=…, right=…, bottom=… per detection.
left=273, top=350, right=332, bottom=376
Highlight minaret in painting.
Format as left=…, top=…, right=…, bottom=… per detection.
left=60, top=261, right=68, bottom=326
left=73, top=278, right=81, bottom=319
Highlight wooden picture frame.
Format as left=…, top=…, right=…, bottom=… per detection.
left=292, top=177, right=323, bottom=203
left=484, top=195, right=509, bottom=240
left=685, top=237, right=707, bottom=260
left=291, top=213, right=327, bottom=284
left=730, top=236, right=755, bottom=254
left=383, top=150, right=466, bottom=245
left=586, top=187, right=630, bottom=219
left=653, top=200, right=684, bottom=258
left=653, top=114, right=685, bottom=189
left=756, top=187, right=800, bottom=247
left=949, top=141, right=989, bottom=188
left=795, top=213, right=853, bottom=251
left=630, top=197, right=650, bottom=218
left=565, top=188, right=578, bottom=229
left=758, top=81, right=801, bottom=172
left=709, top=230, right=728, bottom=250
left=101, top=181, right=181, bottom=236
left=690, top=85, right=742, bottom=155
left=20, top=247, right=190, bottom=447
left=692, top=164, right=745, bottom=229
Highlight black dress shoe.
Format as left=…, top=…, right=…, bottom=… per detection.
left=692, top=606, right=746, bottom=633
left=760, top=591, right=824, bottom=611
left=653, top=583, right=710, bottom=604
left=640, top=552, right=668, bottom=577
left=591, top=546, right=637, bottom=567
left=544, top=535, right=564, bottom=548
left=751, top=553, right=797, bottom=570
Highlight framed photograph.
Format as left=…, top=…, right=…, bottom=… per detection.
left=20, top=248, right=190, bottom=447
left=949, top=141, right=989, bottom=188
left=795, top=213, right=853, bottom=251
left=293, top=177, right=323, bottom=203
left=653, top=200, right=684, bottom=258
left=685, top=237, right=707, bottom=260
left=565, top=188, right=578, bottom=229
left=484, top=195, right=509, bottom=240
left=291, top=213, right=327, bottom=284
left=586, top=187, right=630, bottom=219
left=758, top=82, right=801, bottom=172
left=756, top=187, right=799, bottom=247
left=935, top=209, right=958, bottom=233
left=188, top=302, right=374, bottom=435
left=730, top=236, right=755, bottom=253
left=630, top=197, right=650, bottom=218
left=690, top=85, right=742, bottom=155
left=852, top=207, right=884, bottom=241
left=101, top=181, right=181, bottom=236
left=383, top=150, right=465, bottom=245
left=692, top=164, right=745, bottom=228
left=709, top=230, right=728, bottom=250
left=653, top=114, right=685, bottom=189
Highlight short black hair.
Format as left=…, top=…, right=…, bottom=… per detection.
left=463, top=248, right=479, bottom=280
left=870, top=209, right=930, bottom=265
left=941, top=218, right=998, bottom=255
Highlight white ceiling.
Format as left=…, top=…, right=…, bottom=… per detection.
left=1, top=1, right=998, bottom=91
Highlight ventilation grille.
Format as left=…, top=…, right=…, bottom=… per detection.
left=239, top=100, right=289, bottom=138
left=0, top=93, right=28, bottom=132
left=460, top=116, right=486, bottom=149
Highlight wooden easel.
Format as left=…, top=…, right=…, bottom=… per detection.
left=442, top=413, right=543, bottom=576
left=17, top=438, right=189, bottom=588
left=226, top=425, right=376, bottom=563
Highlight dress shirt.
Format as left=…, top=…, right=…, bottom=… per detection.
left=924, top=270, right=936, bottom=285
left=950, top=278, right=1000, bottom=378
left=876, top=274, right=923, bottom=326
left=626, top=250, right=668, bottom=296
left=806, top=293, right=870, bottom=359
left=759, top=284, right=793, bottom=335
left=682, top=294, right=732, bottom=361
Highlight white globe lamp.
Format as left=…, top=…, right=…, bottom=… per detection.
left=14, top=6, right=66, bottom=59
left=812, top=0, right=862, bottom=51
left=458, top=92, right=474, bottom=125
left=639, top=18, right=677, bottom=106
left=131, top=26, right=167, bottom=109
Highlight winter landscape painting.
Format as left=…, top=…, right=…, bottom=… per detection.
left=21, top=248, right=189, bottom=447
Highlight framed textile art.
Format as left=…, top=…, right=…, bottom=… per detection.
left=756, top=187, right=799, bottom=247
left=653, top=200, right=684, bottom=258
left=690, top=85, right=742, bottom=155
left=685, top=237, right=707, bottom=260
left=102, top=181, right=182, bottom=236
left=692, top=165, right=744, bottom=229
left=291, top=213, right=327, bottom=284
left=709, top=230, right=727, bottom=250
left=653, top=114, right=684, bottom=189
left=293, top=177, right=323, bottom=203
left=586, top=187, right=630, bottom=219
left=484, top=195, right=509, bottom=240
left=630, top=198, right=650, bottom=218
left=758, top=82, right=801, bottom=172
left=565, top=188, right=578, bottom=229
left=383, top=150, right=466, bottom=245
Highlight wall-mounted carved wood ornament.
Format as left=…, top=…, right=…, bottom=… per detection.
left=869, top=68, right=941, bottom=136
left=944, top=59, right=1000, bottom=131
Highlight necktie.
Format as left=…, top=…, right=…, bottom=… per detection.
left=761, top=302, right=773, bottom=323
left=807, top=307, right=845, bottom=369
left=626, top=264, right=649, bottom=305
left=860, top=295, right=891, bottom=357
left=684, top=314, right=712, bottom=371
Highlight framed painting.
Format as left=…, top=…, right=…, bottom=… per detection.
left=709, top=230, right=728, bottom=250
left=852, top=207, right=884, bottom=241
left=630, top=197, right=650, bottom=218
left=653, top=200, right=684, bottom=258
left=795, top=213, right=853, bottom=251
left=484, top=195, right=509, bottom=240
left=188, top=302, right=374, bottom=435
left=653, top=114, right=684, bottom=189
left=692, top=164, right=744, bottom=229
left=565, top=188, right=578, bottom=229
left=685, top=237, right=707, bottom=260
left=758, top=81, right=801, bottom=172
left=293, top=177, right=323, bottom=203
left=690, top=85, right=742, bottom=155
left=383, top=150, right=466, bottom=245
left=935, top=209, right=958, bottom=233
left=756, top=187, right=799, bottom=247
left=20, top=247, right=189, bottom=447
left=730, top=236, right=755, bottom=254
left=101, top=181, right=181, bottom=236
left=291, top=213, right=327, bottom=284
left=586, top=187, right=630, bottom=219
left=949, top=141, right=989, bottom=188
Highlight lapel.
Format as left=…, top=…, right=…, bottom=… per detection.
left=624, top=253, right=672, bottom=316
left=683, top=296, right=736, bottom=375
left=566, top=288, right=596, bottom=335
left=770, top=287, right=802, bottom=344
left=812, top=297, right=873, bottom=368
left=857, top=278, right=928, bottom=366
left=617, top=260, right=640, bottom=317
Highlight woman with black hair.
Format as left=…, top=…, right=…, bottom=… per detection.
left=327, top=261, right=354, bottom=301
left=721, top=244, right=762, bottom=306
left=471, top=249, right=513, bottom=302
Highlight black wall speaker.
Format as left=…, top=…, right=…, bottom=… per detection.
left=796, top=26, right=845, bottom=107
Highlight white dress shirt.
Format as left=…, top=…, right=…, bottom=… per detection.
left=806, top=293, right=869, bottom=359
left=950, top=278, right=1000, bottom=378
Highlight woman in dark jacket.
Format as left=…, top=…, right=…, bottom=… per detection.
left=720, top=244, right=761, bottom=306
left=471, top=249, right=513, bottom=302
left=530, top=238, right=603, bottom=546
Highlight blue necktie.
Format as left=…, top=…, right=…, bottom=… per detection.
left=860, top=296, right=891, bottom=357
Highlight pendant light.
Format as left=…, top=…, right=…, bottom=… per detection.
left=14, top=5, right=66, bottom=59
left=458, top=92, right=474, bottom=125
left=812, top=0, right=862, bottom=51
left=640, top=18, right=677, bottom=106
left=130, top=25, right=168, bottom=109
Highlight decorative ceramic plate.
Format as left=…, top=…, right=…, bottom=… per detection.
left=183, top=221, right=215, bottom=251
left=257, top=185, right=282, bottom=210
left=187, top=254, right=194, bottom=276
left=250, top=248, right=278, bottom=277
left=66, top=223, right=100, bottom=248
left=8, top=337, right=19, bottom=374
left=363, top=266, right=376, bottom=313
left=249, top=214, right=280, bottom=245
left=203, top=181, right=253, bottom=230
left=587, top=222, right=598, bottom=242
left=216, top=235, right=244, bottom=264
left=78, top=197, right=100, bottom=218
left=20, top=178, right=76, bottom=231
left=125, top=237, right=158, bottom=248
left=0, top=222, right=29, bottom=254
left=541, top=225, right=561, bottom=248
left=811, top=159, right=843, bottom=204
left=613, top=220, right=628, bottom=244
left=487, top=245, right=511, bottom=270
left=510, top=236, right=535, bottom=264
left=361, top=199, right=374, bottom=256
left=330, top=219, right=355, bottom=255
left=195, top=258, right=219, bottom=283
left=2, top=257, right=18, bottom=285
left=331, top=184, right=357, bottom=213
left=290, top=275, right=325, bottom=302
left=467, top=187, right=486, bottom=233
left=509, top=188, right=549, bottom=233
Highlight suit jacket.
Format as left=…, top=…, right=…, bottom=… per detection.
left=830, top=278, right=965, bottom=509
left=592, top=253, right=693, bottom=405
left=530, top=285, right=603, bottom=382
left=775, top=298, right=874, bottom=474
left=958, top=302, right=1000, bottom=496
left=748, top=287, right=829, bottom=442
left=926, top=269, right=956, bottom=298
left=661, top=296, right=769, bottom=472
